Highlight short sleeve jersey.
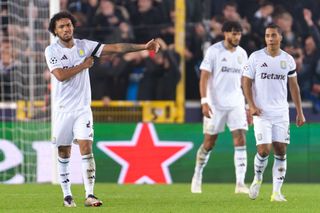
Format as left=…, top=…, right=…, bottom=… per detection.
left=200, top=41, right=248, bottom=109
left=243, top=48, right=296, bottom=117
left=45, top=38, right=104, bottom=112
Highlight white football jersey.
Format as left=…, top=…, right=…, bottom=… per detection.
left=243, top=48, right=296, bottom=117
left=45, top=38, right=104, bottom=112
left=200, top=41, right=248, bottom=109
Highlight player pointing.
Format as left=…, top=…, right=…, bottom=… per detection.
left=44, top=11, right=159, bottom=207
left=242, top=23, right=305, bottom=202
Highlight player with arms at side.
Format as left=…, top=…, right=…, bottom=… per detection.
left=44, top=11, right=160, bottom=207
left=191, top=21, right=250, bottom=194
left=242, top=23, right=305, bottom=202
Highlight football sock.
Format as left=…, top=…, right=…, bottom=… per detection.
left=81, top=153, right=96, bottom=198
left=234, top=146, right=247, bottom=185
left=254, top=153, right=269, bottom=181
left=58, top=156, right=72, bottom=198
left=272, top=154, right=287, bottom=194
left=194, top=144, right=211, bottom=175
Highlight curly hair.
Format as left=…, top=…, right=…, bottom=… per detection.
left=48, top=11, right=77, bottom=36
left=222, top=21, right=242, bottom=32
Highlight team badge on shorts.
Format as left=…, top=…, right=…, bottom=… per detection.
left=280, top=61, right=287, bottom=69
left=257, top=133, right=263, bottom=141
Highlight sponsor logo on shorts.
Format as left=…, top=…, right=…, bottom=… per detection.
left=257, top=133, right=263, bottom=141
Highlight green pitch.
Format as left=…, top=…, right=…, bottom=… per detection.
left=0, top=183, right=319, bottom=212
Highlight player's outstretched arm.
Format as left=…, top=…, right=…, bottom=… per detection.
left=288, top=76, right=306, bottom=127
left=241, top=76, right=262, bottom=116
left=101, top=39, right=160, bottom=55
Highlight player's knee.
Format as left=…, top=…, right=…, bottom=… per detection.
left=203, top=134, right=217, bottom=150
left=80, top=145, right=92, bottom=155
left=273, top=142, right=287, bottom=155
left=257, top=149, right=270, bottom=158
left=234, top=137, right=246, bottom=146
left=58, top=146, right=71, bottom=158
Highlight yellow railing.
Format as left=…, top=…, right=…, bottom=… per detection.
left=16, top=100, right=178, bottom=123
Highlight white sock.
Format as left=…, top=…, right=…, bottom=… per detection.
left=194, top=144, right=211, bottom=176
left=58, top=157, right=72, bottom=198
left=82, top=153, right=96, bottom=198
left=254, top=153, right=269, bottom=181
left=272, top=154, right=287, bottom=194
left=234, top=146, right=247, bottom=185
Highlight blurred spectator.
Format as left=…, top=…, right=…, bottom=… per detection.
left=273, top=12, right=302, bottom=48
left=60, top=0, right=69, bottom=11
left=251, top=1, right=274, bottom=39
left=301, top=9, right=320, bottom=112
left=185, top=22, right=207, bottom=100
left=205, top=15, right=225, bottom=45
left=138, top=39, right=180, bottom=100
left=128, top=0, right=167, bottom=43
left=59, top=0, right=320, bottom=104
left=220, top=1, right=253, bottom=53
left=91, top=0, right=132, bottom=43
left=90, top=51, right=146, bottom=101
left=160, top=7, right=175, bottom=45
left=0, top=39, right=18, bottom=101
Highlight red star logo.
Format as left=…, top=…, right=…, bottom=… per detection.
left=97, top=123, right=193, bottom=184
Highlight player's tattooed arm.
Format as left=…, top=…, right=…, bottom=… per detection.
left=101, top=39, right=160, bottom=55
left=51, top=57, right=94, bottom=82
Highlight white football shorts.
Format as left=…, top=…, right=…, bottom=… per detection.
left=253, top=114, right=290, bottom=145
left=52, top=109, right=94, bottom=147
left=203, top=105, right=248, bottom=135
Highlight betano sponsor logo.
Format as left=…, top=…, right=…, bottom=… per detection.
left=221, top=66, right=241, bottom=73
left=260, top=72, right=286, bottom=80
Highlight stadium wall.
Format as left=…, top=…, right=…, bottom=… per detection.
left=0, top=122, right=319, bottom=183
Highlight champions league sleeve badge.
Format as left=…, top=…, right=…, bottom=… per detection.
left=49, top=57, right=57, bottom=64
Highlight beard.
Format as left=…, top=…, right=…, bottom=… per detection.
left=227, top=38, right=239, bottom=47
left=59, top=36, right=73, bottom=43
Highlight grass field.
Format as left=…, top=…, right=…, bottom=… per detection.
left=0, top=183, right=319, bottom=213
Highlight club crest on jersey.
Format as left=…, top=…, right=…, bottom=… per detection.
left=280, top=61, right=287, bottom=69
left=78, top=49, right=85, bottom=57
left=237, top=55, right=243, bottom=64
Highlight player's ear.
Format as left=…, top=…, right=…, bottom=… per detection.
left=279, top=33, right=283, bottom=42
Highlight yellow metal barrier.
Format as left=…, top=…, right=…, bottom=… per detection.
left=91, top=101, right=177, bottom=123
left=16, top=100, right=178, bottom=123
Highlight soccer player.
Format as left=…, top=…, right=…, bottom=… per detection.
left=44, top=11, right=159, bottom=207
left=242, top=23, right=305, bottom=202
left=191, top=21, right=250, bottom=194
